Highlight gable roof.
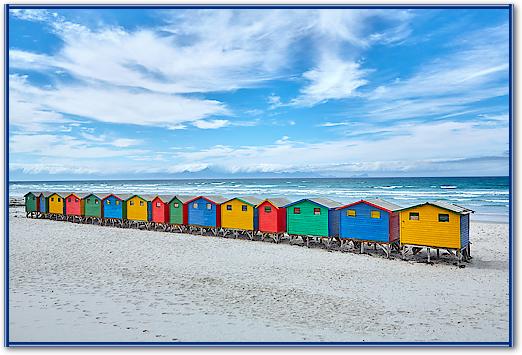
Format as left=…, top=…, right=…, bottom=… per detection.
left=24, top=191, right=43, bottom=197
left=151, top=194, right=175, bottom=203
left=42, top=191, right=55, bottom=198
left=186, top=195, right=228, bottom=205
left=114, top=193, right=134, bottom=201
left=169, top=195, right=197, bottom=203
left=223, top=196, right=264, bottom=207
left=256, top=197, right=291, bottom=208
left=397, top=201, right=474, bottom=214
left=82, top=192, right=103, bottom=199
left=337, top=198, right=402, bottom=212
left=284, top=197, right=342, bottom=209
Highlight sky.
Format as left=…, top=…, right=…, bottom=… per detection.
left=8, top=6, right=511, bottom=180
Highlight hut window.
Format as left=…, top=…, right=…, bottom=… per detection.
left=293, top=207, right=300, bottom=214
left=130, top=201, right=134, bottom=206
left=87, top=198, right=90, bottom=203
left=32, top=196, right=35, bottom=200
left=68, top=198, right=71, bottom=202
left=347, top=210, right=356, bottom=217
left=371, top=211, right=380, bottom=219
left=174, top=203, right=179, bottom=208
left=140, top=201, right=144, bottom=206
left=58, top=198, right=61, bottom=202
left=75, top=198, right=79, bottom=202
left=438, top=214, right=450, bottom=222
left=51, top=198, right=54, bottom=202
left=106, top=200, right=111, bottom=205
left=264, top=206, right=272, bottom=213
left=409, top=212, right=419, bottom=221
left=207, top=203, right=212, bottom=210
left=314, top=208, right=321, bottom=215
left=95, top=200, right=99, bottom=205
left=116, top=201, right=120, bottom=205
left=226, top=205, right=232, bottom=211
left=193, top=203, right=198, bottom=209
left=156, top=202, right=161, bottom=207
left=242, top=205, right=248, bottom=212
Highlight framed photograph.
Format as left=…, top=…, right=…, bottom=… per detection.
left=6, top=4, right=513, bottom=347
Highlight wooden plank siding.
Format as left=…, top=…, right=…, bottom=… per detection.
left=286, top=200, right=330, bottom=237
left=256, top=200, right=287, bottom=233
left=221, top=198, right=259, bottom=231
left=102, top=194, right=125, bottom=219
left=24, top=192, right=38, bottom=213
left=84, top=194, right=102, bottom=218
left=126, top=195, right=149, bottom=222
left=48, top=193, right=65, bottom=214
left=338, top=202, right=392, bottom=242
left=399, top=204, right=461, bottom=249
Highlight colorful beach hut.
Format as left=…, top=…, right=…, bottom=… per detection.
left=336, top=198, right=401, bottom=256
left=186, top=195, right=227, bottom=228
left=102, top=193, right=130, bottom=221
left=24, top=192, right=41, bottom=215
left=398, top=201, right=473, bottom=263
left=151, top=195, right=173, bottom=224
left=39, top=192, right=52, bottom=213
left=126, top=194, right=152, bottom=222
left=221, top=196, right=263, bottom=231
left=284, top=198, right=342, bottom=238
left=83, top=193, right=103, bottom=218
left=47, top=192, right=66, bottom=215
left=168, top=195, right=196, bottom=225
left=336, top=198, right=401, bottom=243
left=256, top=197, right=290, bottom=234
left=65, top=193, right=85, bottom=218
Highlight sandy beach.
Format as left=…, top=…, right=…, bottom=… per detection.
left=8, top=205, right=509, bottom=343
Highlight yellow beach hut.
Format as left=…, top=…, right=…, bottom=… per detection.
left=125, top=194, right=153, bottom=222
left=221, top=196, right=263, bottom=231
left=398, top=201, right=473, bottom=264
left=48, top=192, right=66, bottom=215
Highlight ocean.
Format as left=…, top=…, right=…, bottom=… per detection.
left=9, top=176, right=510, bottom=223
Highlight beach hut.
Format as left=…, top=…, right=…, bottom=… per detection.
left=186, top=195, right=227, bottom=232
left=221, top=196, right=263, bottom=238
left=47, top=192, right=66, bottom=218
left=255, top=198, right=290, bottom=239
left=284, top=198, right=342, bottom=247
left=168, top=195, right=196, bottom=229
left=151, top=195, right=173, bottom=225
left=83, top=193, right=103, bottom=221
left=397, top=201, right=474, bottom=264
left=39, top=192, right=52, bottom=214
left=101, top=193, right=129, bottom=226
left=64, top=193, right=85, bottom=221
left=24, top=192, right=40, bottom=216
left=125, top=194, right=153, bottom=223
left=336, top=198, right=402, bottom=257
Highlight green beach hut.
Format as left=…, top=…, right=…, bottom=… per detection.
left=24, top=191, right=41, bottom=215
left=169, top=195, right=196, bottom=225
left=284, top=198, right=342, bottom=237
left=83, top=193, right=103, bottom=218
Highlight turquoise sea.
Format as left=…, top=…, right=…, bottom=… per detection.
left=9, top=177, right=510, bottom=223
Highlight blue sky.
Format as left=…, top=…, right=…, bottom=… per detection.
left=8, top=7, right=510, bottom=180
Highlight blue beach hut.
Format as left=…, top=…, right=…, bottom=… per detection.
left=102, top=193, right=131, bottom=220
left=186, top=195, right=227, bottom=228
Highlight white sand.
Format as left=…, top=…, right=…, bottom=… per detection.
left=8, top=206, right=509, bottom=343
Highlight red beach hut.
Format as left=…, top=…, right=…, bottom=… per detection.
left=150, top=195, right=172, bottom=224
left=65, top=192, right=84, bottom=216
left=256, top=197, right=290, bottom=233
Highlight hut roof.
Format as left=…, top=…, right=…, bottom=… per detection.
left=114, top=193, right=134, bottom=201
left=284, top=197, right=342, bottom=209
left=256, top=197, right=291, bottom=208
left=397, top=201, right=474, bottom=214
left=186, top=195, right=228, bottom=205
left=169, top=195, right=197, bottom=203
left=223, top=196, right=264, bottom=207
left=24, top=191, right=42, bottom=197
left=77, top=192, right=93, bottom=199
left=337, top=198, right=402, bottom=212
left=42, top=191, right=55, bottom=198
left=152, top=194, right=175, bottom=203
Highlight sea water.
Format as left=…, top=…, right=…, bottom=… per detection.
left=9, top=176, right=510, bottom=223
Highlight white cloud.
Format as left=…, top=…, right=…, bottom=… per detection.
left=9, top=74, right=228, bottom=130
left=192, top=119, right=230, bottom=129
left=111, top=138, right=142, bottom=148
left=319, top=122, right=350, bottom=127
